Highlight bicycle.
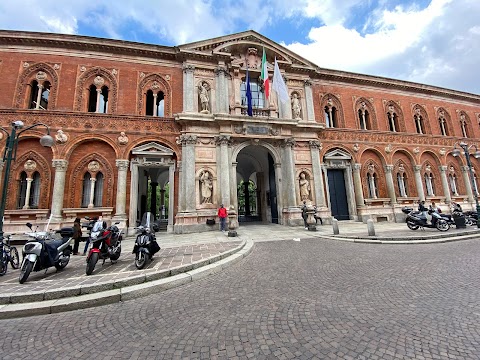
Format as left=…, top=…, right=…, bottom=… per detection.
left=0, top=234, right=20, bottom=276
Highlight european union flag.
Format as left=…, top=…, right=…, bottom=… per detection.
left=246, top=69, right=253, bottom=117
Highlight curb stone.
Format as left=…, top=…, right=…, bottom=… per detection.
left=0, top=239, right=253, bottom=319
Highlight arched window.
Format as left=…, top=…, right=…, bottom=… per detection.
left=324, top=105, right=337, bottom=128
left=367, top=173, right=378, bottom=198
left=29, top=172, right=41, bottom=208
left=81, top=172, right=91, bottom=207
left=145, top=90, right=165, bottom=116
left=449, top=174, right=458, bottom=195
left=87, top=84, right=109, bottom=113
left=17, top=171, right=41, bottom=209
left=387, top=105, right=398, bottom=132
left=438, top=109, right=449, bottom=136
left=424, top=173, right=435, bottom=196
left=241, top=78, right=264, bottom=109
left=460, top=114, right=469, bottom=138
left=414, top=114, right=424, bottom=134
left=358, top=108, right=371, bottom=130
left=28, top=80, right=50, bottom=110
left=397, top=172, right=408, bottom=197
left=93, top=172, right=104, bottom=207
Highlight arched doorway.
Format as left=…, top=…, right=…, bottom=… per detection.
left=128, top=142, right=176, bottom=234
left=234, top=143, right=279, bottom=224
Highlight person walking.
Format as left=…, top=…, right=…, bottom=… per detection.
left=72, top=217, right=82, bottom=255
left=218, top=204, right=228, bottom=232
left=301, top=201, right=308, bottom=229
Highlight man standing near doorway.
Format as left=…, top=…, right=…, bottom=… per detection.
left=218, top=204, right=228, bottom=232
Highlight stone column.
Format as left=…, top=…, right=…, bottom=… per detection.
left=88, top=177, right=96, bottom=208
left=352, top=164, right=365, bottom=207
left=309, top=140, right=325, bottom=206
left=50, top=159, right=68, bottom=222
left=215, top=65, right=228, bottom=113
left=440, top=166, right=451, bottom=203
left=128, top=159, right=139, bottom=230
left=282, top=138, right=297, bottom=207
left=414, top=165, right=425, bottom=201
left=385, top=165, right=397, bottom=205
left=35, top=84, right=43, bottom=109
left=274, top=163, right=283, bottom=216
left=231, top=162, right=238, bottom=212
left=168, top=161, right=175, bottom=231
left=95, top=88, right=101, bottom=113
left=177, top=160, right=184, bottom=212
left=462, top=166, right=474, bottom=202
left=182, top=135, right=197, bottom=212
left=216, top=135, right=231, bottom=206
left=23, top=178, right=33, bottom=209
left=153, top=93, right=158, bottom=116
left=113, top=160, right=129, bottom=219
left=183, top=64, right=195, bottom=112
left=304, top=79, right=315, bottom=122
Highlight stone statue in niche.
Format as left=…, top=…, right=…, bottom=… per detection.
left=291, top=93, right=301, bottom=120
left=198, top=82, right=210, bottom=113
left=299, top=172, right=311, bottom=201
left=200, top=170, right=213, bottom=204
left=55, top=129, right=68, bottom=144
left=118, top=131, right=129, bottom=145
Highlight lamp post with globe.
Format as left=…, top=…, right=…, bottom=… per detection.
left=452, top=141, right=480, bottom=228
left=0, top=121, right=54, bottom=252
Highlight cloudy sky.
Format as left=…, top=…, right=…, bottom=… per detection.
left=1, top=0, right=479, bottom=94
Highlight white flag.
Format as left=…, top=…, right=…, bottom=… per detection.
left=272, top=57, right=289, bottom=104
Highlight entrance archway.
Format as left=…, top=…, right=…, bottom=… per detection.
left=128, top=142, right=176, bottom=234
left=233, top=143, right=280, bottom=224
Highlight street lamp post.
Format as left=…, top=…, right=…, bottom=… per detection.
left=452, top=141, right=480, bottom=228
left=0, top=121, right=54, bottom=251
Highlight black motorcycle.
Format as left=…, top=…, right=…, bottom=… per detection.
left=402, top=206, right=450, bottom=231
left=133, top=212, right=160, bottom=269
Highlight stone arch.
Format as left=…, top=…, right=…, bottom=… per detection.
left=74, top=66, right=118, bottom=113
left=412, top=104, right=431, bottom=134
left=137, top=73, right=172, bottom=116
left=355, top=97, right=377, bottom=130
left=232, top=140, right=281, bottom=165
left=384, top=100, right=405, bottom=132
left=68, top=153, right=114, bottom=208
left=14, top=62, right=59, bottom=110
left=63, top=133, right=120, bottom=160
left=446, top=160, right=464, bottom=196
left=9, top=151, right=51, bottom=209
left=321, top=93, right=344, bottom=128
left=420, top=151, right=443, bottom=197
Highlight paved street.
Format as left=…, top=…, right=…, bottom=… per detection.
left=1, top=230, right=480, bottom=359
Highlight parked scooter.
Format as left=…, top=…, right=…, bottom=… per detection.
left=19, top=222, right=72, bottom=284
left=402, top=206, right=450, bottom=231
left=133, top=212, right=160, bottom=269
left=85, top=219, right=122, bottom=275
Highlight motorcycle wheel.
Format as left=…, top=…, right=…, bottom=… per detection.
left=10, top=247, right=20, bottom=269
left=436, top=220, right=450, bottom=232
left=19, top=259, right=34, bottom=284
left=407, top=221, right=419, bottom=230
left=110, top=244, right=121, bottom=261
left=0, top=256, right=7, bottom=276
left=135, top=251, right=147, bottom=270
left=54, top=254, right=70, bottom=270
left=465, top=217, right=474, bottom=226
left=86, top=252, right=99, bottom=276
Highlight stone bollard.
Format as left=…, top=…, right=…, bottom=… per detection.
left=227, top=205, right=238, bottom=237
left=367, top=218, right=375, bottom=236
left=332, top=218, right=339, bottom=235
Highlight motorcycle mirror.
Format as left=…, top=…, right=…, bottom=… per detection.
left=26, top=222, right=33, bottom=230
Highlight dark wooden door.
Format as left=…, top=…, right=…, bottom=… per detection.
left=327, top=169, right=349, bottom=220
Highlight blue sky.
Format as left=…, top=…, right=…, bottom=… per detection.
left=1, top=0, right=479, bottom=94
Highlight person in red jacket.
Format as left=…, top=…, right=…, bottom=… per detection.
left=218, top=204, right=228, bottom=232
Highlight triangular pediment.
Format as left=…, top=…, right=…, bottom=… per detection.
left=132, top=142, right=174, bottom=156
left=178, top=30, right=317, bottom=70
left=324, top=149, right=352, bottom=160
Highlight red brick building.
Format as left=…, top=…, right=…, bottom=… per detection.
left=0, top=30, right=479, bottom=234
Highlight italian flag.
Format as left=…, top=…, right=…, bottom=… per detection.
left=261, top=48, right=270, bottom=99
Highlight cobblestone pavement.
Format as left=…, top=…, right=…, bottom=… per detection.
left=1, top=235, right=480, bottom=359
